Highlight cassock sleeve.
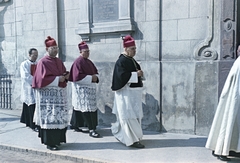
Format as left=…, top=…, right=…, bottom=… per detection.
left=128, top=72, right=138, bottom=83
left=47, top=76, right=59, bottom=87
left=20, top=61, right=33, bottom=85
left=75, top=75, right=92, bottom=85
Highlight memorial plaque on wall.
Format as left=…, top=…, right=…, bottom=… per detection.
left=93, top=0, right=118, bottom=23
left=76, top=0, right=134, bottom=39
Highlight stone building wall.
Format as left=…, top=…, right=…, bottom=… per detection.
left=161, top=0, right=216, bottom=134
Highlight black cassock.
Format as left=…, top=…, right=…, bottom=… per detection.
left=111, top=54, right=143, bottom=91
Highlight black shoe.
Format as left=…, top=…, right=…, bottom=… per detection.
left=32, top=127, right=39, bottom=132
left=74, top=128, right=81, bottom=132
left=74, top=128, right=89, bottom=133
left=229, top=151, right=240, bottom=157
left=47, top=145, right=59, bottom=151
left=130, top=142, right=145, bottom=148
left=89, top=131, right=100, bottom=138
left=218, top=156, right=231, bottom=161
left=212, top=151, right=218, bottom=157
left=80, top=128, right=89, bottom=133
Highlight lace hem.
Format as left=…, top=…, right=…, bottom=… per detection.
left=72, top=84, right=97, bottom=112
left=34, top=86, right=72, bottom=129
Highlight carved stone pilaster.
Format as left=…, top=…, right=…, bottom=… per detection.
left=220, top=0, right=236, bottom=60
left=194, top=0, right=218, bottom=60
left=218, top=0, right=237, bottom=97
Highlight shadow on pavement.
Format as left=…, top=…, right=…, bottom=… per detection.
left=0, top=117, right=20, bottom=122
left=142, top=137, right=207, bottom=148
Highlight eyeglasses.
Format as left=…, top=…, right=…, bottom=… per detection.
left=128, top=47, right=136, bottom=51
left=49, top=46, right=59, bottom=50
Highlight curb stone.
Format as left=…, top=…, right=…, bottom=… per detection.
left=0, top=144, right=110, bottom=163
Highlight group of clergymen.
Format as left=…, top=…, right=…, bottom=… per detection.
left=20, top=35, right=145, bottom=151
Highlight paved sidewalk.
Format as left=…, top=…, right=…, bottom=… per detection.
left=0, top=109, right=240, bottom=163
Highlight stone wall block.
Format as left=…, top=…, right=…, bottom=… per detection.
left=146, top=0, right=159, bottom=21
left=3, top=23, right=12, bottom=37
left=65, top=28, right=82, bottom=46
left=44, top=0, right=57, bottom=12
left=64, top=45, right=79, bottom=62
left=178, top=18, right=208, bottom=40
left=91, top=35, right=107, bottom=44
left=2, top=49, right=16, bottom=74
left=23, top=0, right=44, bottom=14
left=16, top=36, right=24, bottom=50
left=24, top=31, right=45, bottom=47
left=16, top=48, right=25, bottom=73
left=32, top=13, right=47, bottom=30
left=11, top=78, right=22, bottom=110
left=62, top=0, right=80, bottom=10
left=16, top=21, right=22, bottom=36
left=135, top=0, right=146, bottom=22
left=15, top=0, right=23, bottom=7
left=137, top=21, right=159, bottom=42
left=141, top=61, right=161, bottom=131
left=44, top=29, right=58, bottom=43
left=33, top=12, right=57, bottom=30
left=162, top=0, right=189, bottom=20
left=90, top=43, right=121, bottom=62
left=134, top=40, right=146, bottom=61
left=145, top=41, right=159, bottom=60
left=190, top=0, right=209, bottom=18
left=161, top=62, right=195, bottom=134
left=96, top=62, right=115, bottom=127
left=66, top=10, right=80, bottom=28
left=195, top=61, right=218, bottom=135
left=162, top=20, right=178, bottom=41
left=105, top=35, right=121, bottom=44
left=162, top=41, right=191, bottom=60
left=3, top=9, right=14, bottom=24
left=15, top=7, right=23, bottom=22
left=23, top=14, right=32, bottom=31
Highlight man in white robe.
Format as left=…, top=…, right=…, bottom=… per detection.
left=20, top=48, right=38, bottom=132
left=206, top=51, right=240, bottom=161
left=111, top=35, right=145, bottom=148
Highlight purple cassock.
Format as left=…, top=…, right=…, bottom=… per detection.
left=68, top=55, right=99, bottom=134
left=32, top=55, right=68, bottom=88
left=68, top=55, right=98, bottom=82
left=31, top=55, right=72, bottom=148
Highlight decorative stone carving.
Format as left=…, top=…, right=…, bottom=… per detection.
left=76, top=0, right=135, bottom=41
left=224, top=19, right=233, bottom=32
left=194, top=0, right=218, bottom=60
left=220, top=0, right=236, bottom=60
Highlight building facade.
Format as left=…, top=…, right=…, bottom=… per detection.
left=0, top=0, right=238, bottom=136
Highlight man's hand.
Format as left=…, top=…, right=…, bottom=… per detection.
left=92, top=75, right=98, bottom=83
left=64, top=73, right=70, bottom=80
left=137, top=70, right=143, bottom=77
left=59, top=76, right=66, bottom=82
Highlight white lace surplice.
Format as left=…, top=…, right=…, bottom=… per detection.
left=72, top=82, right=97, bottom=112
left=34, top=86, right=71, bottom=129
left=20, top=60, right=36, bottom=106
